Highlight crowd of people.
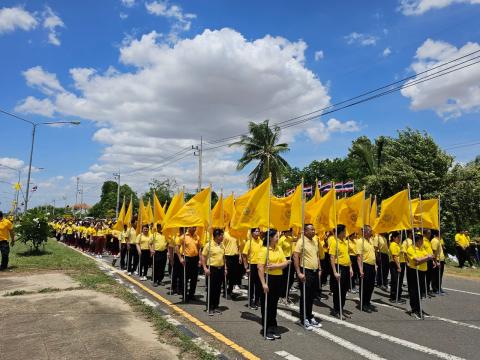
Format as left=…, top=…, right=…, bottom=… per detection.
left=46, top=216, right=479, bottom=341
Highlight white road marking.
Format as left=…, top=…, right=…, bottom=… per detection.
left=283, top=304, right=465, bottom=360
left=443, top=287, right=480, bottom=296
left=277, top=310, right=387, bottom=360
left=275, top=350, right=303, bottom=360
left=141, top=298, right=158, bottom=307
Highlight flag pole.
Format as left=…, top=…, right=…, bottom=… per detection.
left=151, top=190, right=155, bottom=285
left=182, top=186, right=187, bottom=303
left=137, top=199, right=143, bottom=277
left=419, top=194, right=428, bottom=297
left=333, top=183, right=342, bottom=320
left=408, top=184, right=423, bottom=319
left=206, top=184, right=213, bottom=313
left=396, top=230, right=402, bottom=303
left=263, top=174, right=272, bottom=339
left=127, top=194, right=132, bottom=274
left=360, top=187, right=366, bottom=311
left=438, top=195, right=442, bottom=295
left=169, top=193, right=176, bottom=296
left=300, top=178, right=306, bottom=328
left=220, top=189, right=227, bottom=299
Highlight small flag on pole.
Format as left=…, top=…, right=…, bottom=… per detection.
left=334, top=182, right=344, bottom=192
left=343, top=180, right=354, bottom=193
left=31, top=185, right=38, bottom=192
left=320, top=182, right=332, bottom=192
left=303, top=185, right=313, bottom=196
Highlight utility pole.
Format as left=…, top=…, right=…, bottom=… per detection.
left=52, top=199, right=56, bottom=216
left=113, top=172, right=121, bottom=218
left=192, top=137, right=203, bottom=192
left=79, top=185, right=84, bottom=217
left=75, top=177, right=79, bottom=216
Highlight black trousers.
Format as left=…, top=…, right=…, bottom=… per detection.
left=120, top=243, right=128, bottom=270
left=350, top=255, right=360, bottom=290
left=389, top=262, right=405, bottom=300
left=206, top=266, right=224, bottom=310
left=426, top=260, right=434, bottom=292
left=407, top=267, right=426, bottom=313
left=281, top=256, right=295, bottom=297
left=376, top=253, right=389, bottom=286
left=431, top=261, right=445, bottom=292
left=179, top=256, right=199, bottom=299
left=261, top=275, right=282, bottom=331
left=249, top=264, right=262, bottom=304
left=331, top=265, right=350, bottom=312
left=128, top=244, right=139, bottom=273
left=0, top=241, right=10, bottom=270
left=320, top=257, right=330, bottom=287
left=153, top=250, right=167, bottom=283
left=172, top=254, right=182, bottom=293
left=299, top=269, right=319, bottom=323
left=359, top=263, right=376, bottom=307
left=140, top=249, right=150, bottom=277
left=225, top=255, right=241, bottom=294
left=456, top=246, right=467, bottom=267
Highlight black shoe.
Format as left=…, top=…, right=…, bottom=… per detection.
left=111, top=258, right=117, bottom=266
left=411, top=311, right=422, bottom=320
left=265, top=332, right=275, bottom=340
left=361, top=307, right=372, bottom=313
left=367, top=304, right=378, bottom=312
left=153, top=282, right=159, bottom=287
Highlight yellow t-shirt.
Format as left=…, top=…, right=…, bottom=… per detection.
left=423, top=238, right=433, bottom=255
left=136, top=234, right=151, bottom=250
left=389, top=242, right=405, bottom=263
left=294, top=236, right=319, bottom=270
left=279, top=235, right=296, bottom=257
left=242, top=237, right=263, bottom=265
left=373, top=235, right=388, bottom=254
left=150, top=232, right=167, bottom=251
left=329, top=237, right=351, bottom=267
left=223, top=231, right=239, bottom=256
left=455, top=233, right=469, bottom=249
left=202, top=240, right=225, bottom=267
left=127, top=228, right=137, bottom=244
left=407, top=244, right=429, bottom=271
left=0, top=218, right=13, bottom=241
left=357, top=238, right=376, bottom=265
left=348, top=238, right=358, bottom=256
left=431, top=237, right=445, bottom=261
left=318, top=237, right=326, bottom=260
left=176, top=234, right=200, bottom=257
left=257, top=245, right=286, bottom=275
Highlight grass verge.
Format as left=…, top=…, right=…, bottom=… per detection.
left=8, top=239, right=217, bottom=360
left=445, top=260, right=480, bottom=279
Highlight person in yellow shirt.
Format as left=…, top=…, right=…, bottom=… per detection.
left=137, top=224, right=151, bottom=281
left=242, top=228, right=263, bottom=309
left=150, top=224, right=168, bottom=286
left=176, top=226, right=201, bottom=301
left=258, top=229, right=290, bottom=340
left=329, top=224, right=353, bottom=319
left=278, top=229, right=296, bottom=302
left=348, top=233, right=359, bottom=294
left=116, top=224, right=128, bottom=270
left=373, top=233, right=389, bottom=290
left=223, top=230, right=242, bottom=298
left=465, top=231, right=477, bottom=268
left=455, top=230, right=470, bottom=268
left=202, top=228, right=226, bottom=315
left=0, top=211, right=15, bottom=271
left=431, top=230, right=445, bottom=294
left=127, top=223, right=138, bottom=275
left=423, top=229, right=436, bottom=297
left=406, top=232, right=433, bottom=319
left=293, top=224, right=322, bottom=329
left=320, top=231, right=332, bottom=292
left=357, top=226, right=377, bottom=312
left=388, top=231, right=405, bottom=303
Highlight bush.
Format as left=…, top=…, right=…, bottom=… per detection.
left=15, top=209, right=50, bottom=251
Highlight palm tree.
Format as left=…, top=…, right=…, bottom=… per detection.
left=231, top=120, right=290, bottom=189
left=349, top=136, right=386, bottom=176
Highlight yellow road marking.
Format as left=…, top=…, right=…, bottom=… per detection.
left=68, top=245, right=260, bottom=360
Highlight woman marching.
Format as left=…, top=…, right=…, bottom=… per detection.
left=242, top=228, right=263, bottom=309
left=202, top=228, right=227, bottom=315
left=389, top=231, right=406, bottom=303
left=258, top=229, right=290, bottom=340
left=137, top=224, right=151, bottom=281
left=150, top=223, right=168, bottom=286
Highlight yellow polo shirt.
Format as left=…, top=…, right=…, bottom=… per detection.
left=257, top=245, right=286, bottom=275
left=126, top=228, right=137, bottom=244
left=0, top=218, right=13, bottom=241
left=279, top=235, right=296, bottom=257
left=389, top=242, right=405, bottom=263
left=407, top=245, right=429, bottom=271
left=329, top=237, right=351, bottom=267
left=176, top=234, right=200, bottom=257
left=455, top=233, right=469, bottom=249
left=423, top=237, right=433, bottom=255
left=431, top=237, right=445, bottom=261
left=294, top=236, right=319, bottom=270
left=357, top=238, right=376, bottom=265
left=223, top=231, right=239, bottom=256
left=202, top=240, right=225, bottom=267
left=150, top=232, right=167, bottom=251
left=136, top=234, right=151, bottom=250
left=242, top=237, right=263, bottom=265
left=348, top=238, right=358, bottom=256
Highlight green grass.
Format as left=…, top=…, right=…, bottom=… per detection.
left=3, top=290, right=31, bottom=296
left=445, top=260, right=480, bottom=279
left=8, top=239, right=216, bottom=360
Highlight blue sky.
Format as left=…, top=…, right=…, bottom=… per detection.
left=1, top=0, right=480, bottom=211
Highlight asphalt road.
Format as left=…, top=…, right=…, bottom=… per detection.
left=99, top=254, right=480, bottom=360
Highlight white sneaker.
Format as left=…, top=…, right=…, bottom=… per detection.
left=141, top=276, right=147, bottom=281
left=127, top=272, right=132, bottom=275
left=99, top=255, right=103, bottom=259
left=233, top=285, right=240, bottom=290
left=310, top=318, right=322, bottom=328
left=134, top=271, right=138, bottom=275
left=303, top=319, right=313, bottom=331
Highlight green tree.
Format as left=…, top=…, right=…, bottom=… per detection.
left=89, top=181, right=138, bottom=218
left=142, top=178, right=177, bottom=206
left=231, top=120, right=290, bottom=190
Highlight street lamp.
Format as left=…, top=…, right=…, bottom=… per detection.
left=0, top=109, right=81, bottom=212
left=0, top=163, right=21, bottom=217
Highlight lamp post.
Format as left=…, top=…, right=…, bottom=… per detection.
left=0, top=164, right=21, bottom=217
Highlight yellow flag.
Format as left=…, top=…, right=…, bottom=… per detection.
left=305, top=188, right=320, bottom=224
left=369, top=196, right=377, bottom=227
left=162, top=192, right=185, bottom=238
left=414, top=198, right=439, bottom=230
left=308, top=188, right=336, bottom=233
left=233, top=178, right=271, bottom=229
left=164, top=187, right=211, bottom=229
left=223, top=194, right=235, bottom=228
left=124, top=197, right=133, bottom=226
left=314, top=180, right=321, bottom=201
left=145, top=201, right=153, bottom=224
left=373, top=190, right=411, bottom=233
left=136, top=199, right=146, bottom=234
left=358, top=196, right=372, bottom=227
left=338, top=190, right=365, bottom=234
left=163, top=202, right=167, bottom=213
left=112, top=199, right=126, bottom=231
left=270, top=193, right=294, bottom=231
left=13, top=182, right=21, bottom=191
left=153, top=193, right=166, bottom=226
left=211, top=193, right=224, bottom=228
left=289, top=184, right=303, bottom=230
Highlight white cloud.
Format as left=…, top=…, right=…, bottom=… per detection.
left=43, top=6, right=65, bottom=46
left=306, top=118, right=360, bottom=143
left=121, top=0, right=136, bottom=7
left=398, top=0, right=480, bottom=15
left=0, top=6, right=37, bottom=34
left=401, top=38, right=480, bottom=118
left=344, top=32, right=378, bottom=46
left=145, top=1, right=196, bottom=42
left=15, top=96, right=55, bottom=117
left=22, top=66, right=65, bottom=95
left=16, top=28, right=338, bottom=195
left=382, top=47, right=392, bottom=57
left=314, top=50, right=324, bottom=61
left=119, top=12, right=128, bottom=20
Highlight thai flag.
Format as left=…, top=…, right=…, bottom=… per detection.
left=303, top=185, right=313, bottom=196
left=285, top=188, right=295, bottom=196
left=335, top=182, right=344, bottom=193
left=320, top=182, right=332, bottom=192
left=343, top=180, right=354, bottom=192
left=31, top=185, right=38, bottom=192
